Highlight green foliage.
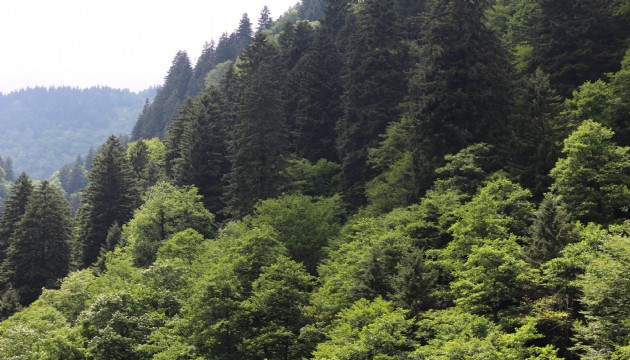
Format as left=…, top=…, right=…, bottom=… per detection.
left=286, top=158, right=342, bottom=197
left=0, top=173, right=33, bottom=265
left=239, top=256, right=314, bottom=359
left=312, top=297, right=413, bottom=359
left=126, top=182, right=214, bottom=267
left=572, top=223, right=630, bottom=358
left=551, top=120, right=630, bottom=224
left=132, top=51, right=193, bottom=140
left=127, top=138, right=166, bottom=191
left=4, top=181, right=72, bottom=305
left=529, top=0, right=628, bottom=96
left=77, top=135, right=139, bottom=266
left=223, top=33, right=289, bottom=218
left=249, top=194, right=345, bottom=274
left=450, top=237, right=532, bottom=320
left=336, top=0, right=409, bottom=207
left=413, top=308, right=560, bottom=359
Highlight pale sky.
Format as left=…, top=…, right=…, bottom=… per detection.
left=0, top=0, right=299, bottom=94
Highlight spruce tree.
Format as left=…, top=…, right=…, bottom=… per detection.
left=223, top=33, right=288, bottom=218
left=77, top=136, right=139, bottom=266
left=336, top=0, right=409, bottom=207
left=4, top=181, right=71, bottom=305
left=235, top=13, right=254, bottom=53
left=288, top=27, right=343, bottom=162
left=168, top=89, right=229, bottom=216
left=131, top=51, right=193, bottom=140
left=3, top=158, right=14, bottom=182
left=406, top=0, right=513, bottom=195
left=508, top=69, right=566, bottom=196
left=0, top=173, right=33, bottom=265
left=187, top=41, right=217, bottom=98
left=530, top=0, right=628, bottom=96
left=257, top=6, right=273, bottom=32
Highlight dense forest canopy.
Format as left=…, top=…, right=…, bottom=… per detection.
left=1, top=0, right=630, bottom=358
left=0, top=86, right=156, bottom=178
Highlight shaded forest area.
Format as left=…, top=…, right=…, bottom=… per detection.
left=1, top=0, right=630, bottom=358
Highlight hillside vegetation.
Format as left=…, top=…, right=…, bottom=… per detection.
left=0, top=0, right=629, bottom=358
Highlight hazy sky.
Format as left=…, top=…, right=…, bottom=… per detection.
left=0, top=0, right=299, bottom=94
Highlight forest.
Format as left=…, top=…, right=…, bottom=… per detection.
left=0, top=86, right=155, bottom=178
left=0, top=0, right=629, bottom=358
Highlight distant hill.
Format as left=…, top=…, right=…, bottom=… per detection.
left=0, top=86, right=156, bottom=178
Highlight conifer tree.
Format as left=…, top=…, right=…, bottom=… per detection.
left=530, top=0, right=628, bottom=96
left=288, top=27, right=343, bottom=162
left=527, top=193, right=577, bottom=265
left=131, top=51, right=193, bottom=140
left=257, top=6, right=273, bottom=32
left=77, top=136, right=139, bottom=266
left=0, top=173, right=33, bottom=264
left=4, top=181, right=71, bottom=305
left=223, top=33, right=288, bottom=218
left=3, top=157, right=14, bottom=182
left=236, top=13, right=254, bottom=53
left=324, top=0, right=358, bottom=36
left=187, top=40, right=217, bottom=98
left=336, top=0, right=409, bottom=207
left=168, top=89, right=229, bottom=216
left=509, top=69, right=566, bottom=196
left=406, top=0, right=513, bottom=195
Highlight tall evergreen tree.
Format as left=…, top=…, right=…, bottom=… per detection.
left=167, top=89, right=229, bottom=216
left=223, top=33, right=288, bottom=218
left=324, top=0, right=358, bottom=36
left=131, top=51, right=193, bottom=140
left=236, top=13, right=254, bottom=53
left=406, top=0, right=513, bottom=195
left=187, top=41, right=217, bottom=98
left=336, top=0, right=409, bottom=207
left=257, top=6, right=273, bottom=32
left=4, top=181, right=71, bottom=305
left=0, top=174, right=33, bottom=265
left=3, top=157, right=14, bottom=182
left=288, top=27, right=343, bottom=162
left=508, top=69, right=566, bottom=196
left=77, top=136, right=139, bottom=266
left=529, top=0, right=628, bottom=96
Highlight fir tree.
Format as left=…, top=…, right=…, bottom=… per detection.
left=257, top=6, right=273, bottom=32
left=168, top=89, right=229, bottom=216
left=77, top=136, right=139, bottom=266
left=406, top=0, right=513, bottom=195
left=4, top=181, right=71, bottom=305
left=288, top=26, right=343, bottom=162
left=530, top=0, right=628, bottom=96
left=131, top=51, right=193, bottom=140
left=223, top=33, right=288, bottom=218
left=0, top=173, right=33, bottom=265
left=187, top=40, right=217, bottom=98
left=3, top=157, right=14, bottom=182
left=336, top=0, right=409, bottom=207
left=527, top=193, right=577, bottom=265
left=236, top=13, right=254, bottom=53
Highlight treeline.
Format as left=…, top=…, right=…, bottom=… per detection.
left=0, top=0, right=630, bottom=358
left=0, top=86, right=155, bottom=178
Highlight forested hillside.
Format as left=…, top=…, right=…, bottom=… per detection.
left=0, top=0, right=630, bottom=358
left=0, top=86, right=156, bottom=178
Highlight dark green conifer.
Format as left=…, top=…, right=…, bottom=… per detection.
left=288, top=27, right=343, bottom=162
left=77, top=136, right=139, bottom=266
left=3, top=157, right=14, bottom=182
left=406, top=0, right=513, bottom=195
left=187, top=41, right=217, bottom=98
left=131, top=51, right=193, bottom=140
left=257, top=6, right=273, bottom=32
left=168, top=89, right=229, bottom=216
left=336, top=0, right=409, bottom=207
left=0, top=173, right=33, bottom=264
left=4, top=181, right=71, bottom=305
left=530, top=0, right=628, bottom=96
left=223, top=33, right=288, bottom=218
